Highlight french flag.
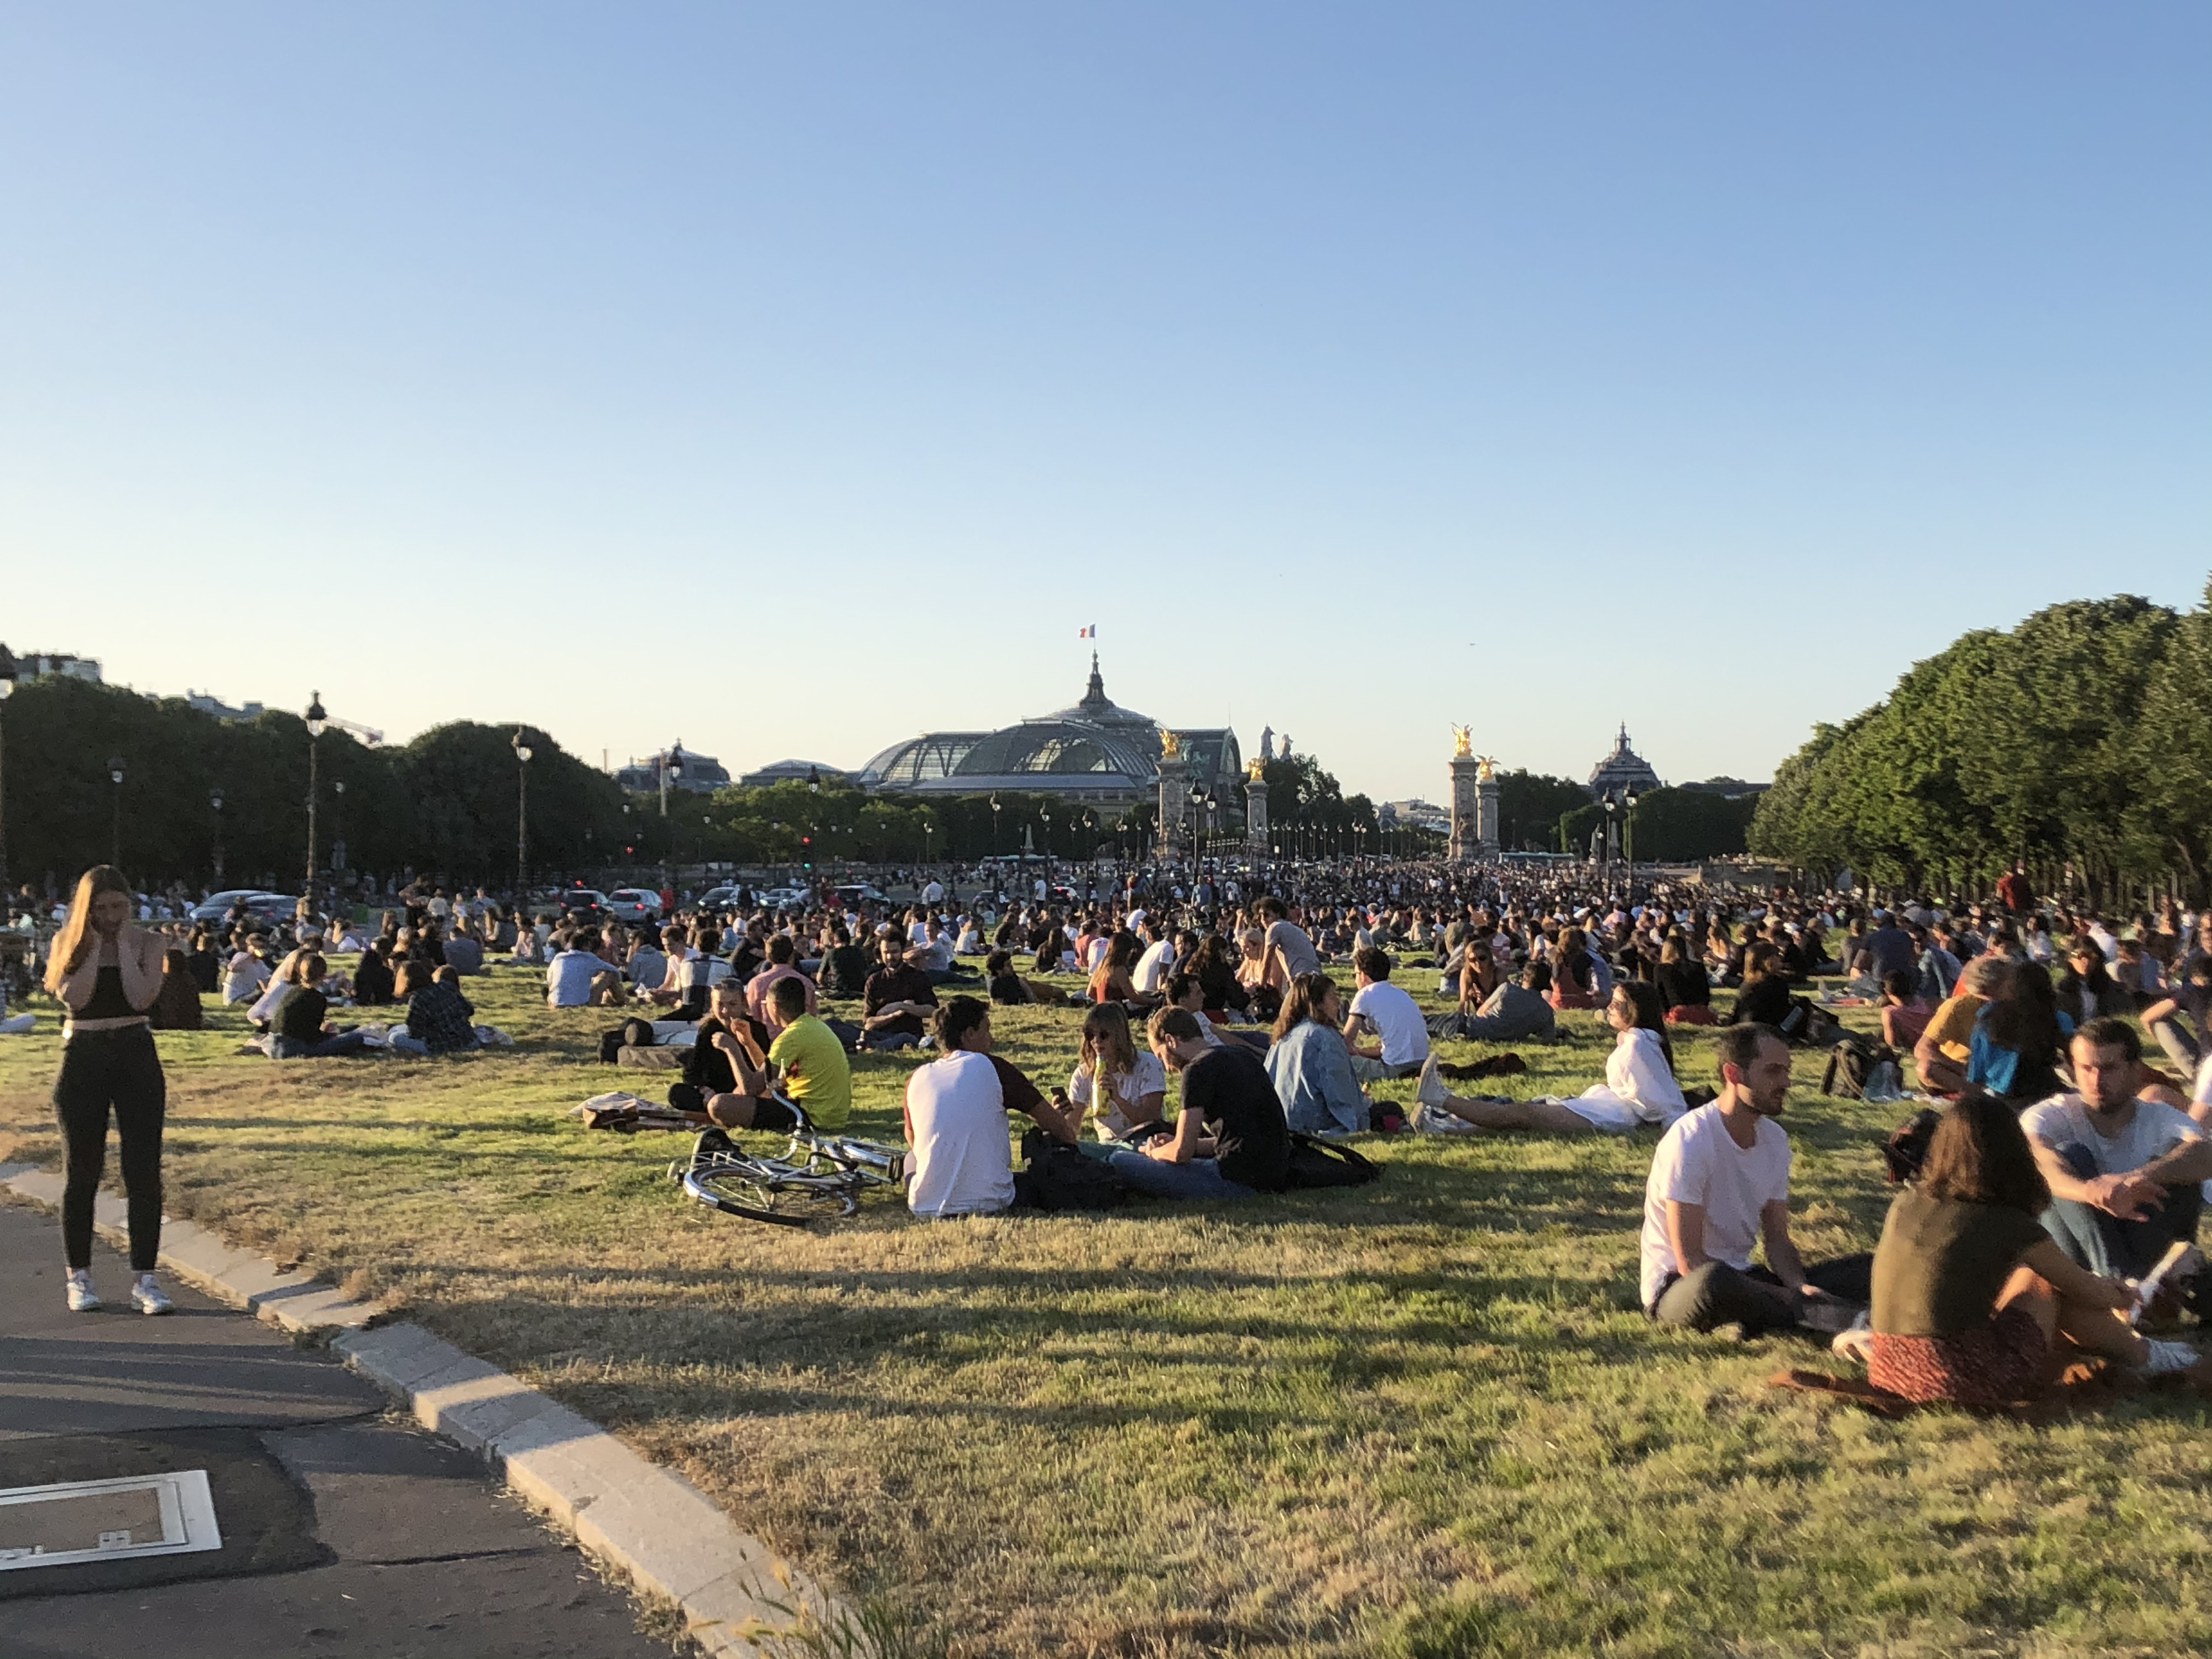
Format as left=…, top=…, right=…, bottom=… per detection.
left=1076, top=624, right=1096, bottom=638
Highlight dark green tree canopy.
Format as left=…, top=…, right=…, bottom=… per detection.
left=1750, top=587, right=2209, bottom=901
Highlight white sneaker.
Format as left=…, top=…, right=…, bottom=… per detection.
left=1415, top=1054, right=1448, bottom=1108
left=129, top=1275, right=173, bottom=1316
left=66, top=1270, right=101, bottom=1313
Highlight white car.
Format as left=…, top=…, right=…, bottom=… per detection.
left=606, top=888, right=664, bottom=922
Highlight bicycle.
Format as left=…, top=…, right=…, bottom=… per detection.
left=668, top=1100, right=908, bottom=1225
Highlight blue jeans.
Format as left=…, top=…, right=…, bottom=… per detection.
left=1104, top=1150, right=1258, bottom=1201
left=2041, top=1142, right=2205, bottom=1280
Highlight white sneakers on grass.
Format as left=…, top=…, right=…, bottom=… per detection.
left=64, top=1270, right=172, bottom=1315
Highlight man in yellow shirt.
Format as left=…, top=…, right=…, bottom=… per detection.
left=765, top=975, right=852, bottom=1131
left=1913, top=956, right=2013, bottom=1095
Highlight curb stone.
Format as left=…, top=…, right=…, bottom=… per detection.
left=0, top=1165, right=849, bottom=1656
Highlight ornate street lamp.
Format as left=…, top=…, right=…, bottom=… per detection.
left=512, top=729, right=533, bottom=896
left=107, top=756, right=125, bottom=868
left=331, top=778, right=347, bottom=883
left=304, top=691, right=327, bottom=915
left=0, top=643, right=15, bottom=897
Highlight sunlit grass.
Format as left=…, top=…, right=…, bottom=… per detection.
left=3, top=955, right=2208, bottom=1656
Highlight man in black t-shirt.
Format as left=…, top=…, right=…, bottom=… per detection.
left=861, top=935, right=938, bottom=1051
left=1104, top=1007, right=1289, bottom=1199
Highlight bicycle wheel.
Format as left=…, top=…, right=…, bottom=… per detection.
left=682, top=1165, right=858, bottom=1225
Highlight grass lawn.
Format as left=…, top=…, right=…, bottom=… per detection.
left=4, top=962, right=2211, bottom=1657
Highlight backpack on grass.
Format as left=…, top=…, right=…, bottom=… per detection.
left=1284, top=1132, right=1380, bottom=1190
left=1822, top=1034, right=1897, bottom=1099
left=1013, top=1129, right=1129, bottom=1212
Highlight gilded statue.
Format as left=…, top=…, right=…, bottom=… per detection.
left=1158, top=728, right=1182, bottom=760
left=1246, top=757, right=1265, bottom=781
left=1477, top=755, right=1497, bottom=781
left=1450, top=724, right=1473, bottom=759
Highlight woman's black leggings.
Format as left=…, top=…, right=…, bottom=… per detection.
left=53, top=1026, right=167, bottom=1271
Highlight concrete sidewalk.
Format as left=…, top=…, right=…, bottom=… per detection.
left=0, top=1197, right=677, bottom=1658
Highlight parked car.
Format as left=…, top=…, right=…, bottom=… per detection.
left=188, top=890, right=296, bottom=925
left=833, top=883, right=888, bottom=906
left=605, top=888, right=663, bottom=922
left=697, top=884, right=752, bottom=911
left=557, top=888, right=609, bottom=921
left=754, top=886, right=808, bottom=910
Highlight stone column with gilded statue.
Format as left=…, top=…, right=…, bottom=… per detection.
left=1243, top=757, right=1270, bottom=853
left=1475, top=754, right=1500, bottom=857
left=1155, top=729, right=1188, bottom=855
left=1447, top=726, right=1480, bottom=863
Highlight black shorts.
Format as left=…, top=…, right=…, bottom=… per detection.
left=666, top=1084, right=798, bottom=1133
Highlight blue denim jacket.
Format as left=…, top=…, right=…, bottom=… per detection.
left=1265, top=1020, right=1365, bottom=1136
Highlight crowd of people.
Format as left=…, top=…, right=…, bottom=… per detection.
left=17, top=852, right=2212, bottom=1411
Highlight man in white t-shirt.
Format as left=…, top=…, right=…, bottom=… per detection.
left=1131, top=922, right=1177, bottom=999
left=2023, top=1018, right=2212, bottom=1286
left=1342, top=947, right=1429, bottom=1080
left=1641, top=1022, right=1869, bottom=1335
left=904, top=998, right=1082, bottom=1218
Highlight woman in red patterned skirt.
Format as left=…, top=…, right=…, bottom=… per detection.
left=1868, top=1096, right=2203, bottom=1406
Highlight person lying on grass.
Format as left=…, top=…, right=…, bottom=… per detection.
left=1864, top=1093, right=2210, bottom=1406
left=1640, top=1022, right=1871, bottom=1338
left=1100, top=1008, right=1291, bottom=1202
left=1412, top=981, right=1686, bottom=1136
left=1425, top=959, right=1557, bottom=1045
left=672, top=976, right=851, bottom=1135
left=904, top=997, right=1081, bottom=1218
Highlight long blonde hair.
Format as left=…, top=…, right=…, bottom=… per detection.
left=44, top=865, right=135, bottom=994
left=1078, top=1003, right=1139, bottom=1098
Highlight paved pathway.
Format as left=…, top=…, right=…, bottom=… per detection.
left=0, top=1197, right=675, bottom=1658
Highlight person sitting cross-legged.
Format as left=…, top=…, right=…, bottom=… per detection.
left=403, top=965, right=480, bottom=1056
left=267, top=953, right=372, bottom=1058
left=1415, top=980, right=1686, bottom=1137
left=1867, top=1094, right=2210, bottom=1407
left=1264, top=972, right=1369, bottom=1137
left=1641, top=1022, right=1871, bottom=1336
left=547, top=933, right=624, bottom=1009
left=2021, top=1017, right=2212, bottom=1295
left=904, top=998, right=1082, bottom=1218
left=1104, top=1008, right=1291, bottom=1202
left=861, top=933, right=939, bottom=1051
left=1340, top=946, right=1428, bottom=1082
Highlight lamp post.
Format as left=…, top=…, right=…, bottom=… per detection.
left=0, top=643, right=14, bottom=898
left=1622, top=789, right=1640, bottom=895
left=209, top=787, right=225, bottom=888
left=1601, top=796, right=1619, bottom=893
left=659, top=744, right=683, bottom=816
left=304, top=691, right=327, bottom=915
left=107, top=757, right=125, bottom=868
left=331, top=778, right=347, bottom=888
left=512, top=729, right=533, bottom=898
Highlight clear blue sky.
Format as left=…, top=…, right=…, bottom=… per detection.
left=3, top=3, right=2205, bottom=802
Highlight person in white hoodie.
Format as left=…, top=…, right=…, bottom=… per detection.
left=1415, top=980, right=1686, bottom=1135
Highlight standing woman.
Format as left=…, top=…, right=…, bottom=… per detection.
left=44, top=866, right=172, bottom=1314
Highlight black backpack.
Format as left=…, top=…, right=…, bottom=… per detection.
left=1822, top=1033, right=1896, bottom=1099
left=1283, top=1132, right=1380, bottom=1190
left=1013, top=1129, right=1129, bottom=1212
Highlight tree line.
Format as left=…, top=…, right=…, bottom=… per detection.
left=2, top=673, right=1770, bottom=891
left=1747, top=586, right=2212, bottom=905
